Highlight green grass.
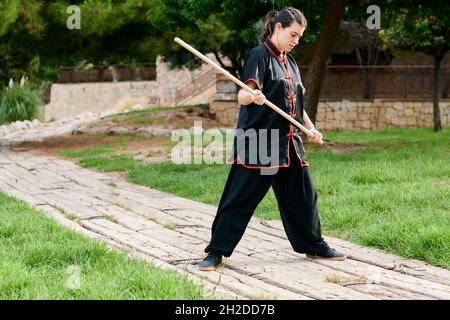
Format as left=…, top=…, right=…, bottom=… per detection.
left=78, top=155, right=138, bottom=172
left=0, top=193, right=214, bottom=299
left=59, top=145, right=122, bottom=158
left=103, top=214, right=118, bottom=223
left=104, top=104, right=209, bottom=126
left=113, top=104, right=208, bottom=116
left=323, top=126, right=449, bottom=146
left=58, top=127, right=450, bottom=268
left=58, top=136, right=140, bottom=172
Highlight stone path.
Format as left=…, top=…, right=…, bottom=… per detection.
left=0, top=112, right=99, bottom=146
left=1, top=147, right=449, bottom=300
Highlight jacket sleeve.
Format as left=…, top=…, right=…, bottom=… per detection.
left=240, top=49, right=266, bottom=91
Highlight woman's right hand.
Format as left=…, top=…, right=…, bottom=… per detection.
left=252, top=89, right=266, bottom=105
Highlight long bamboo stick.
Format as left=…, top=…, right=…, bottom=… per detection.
left=174, top=37, right=322, bottom=144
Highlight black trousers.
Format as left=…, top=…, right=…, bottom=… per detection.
left=205, top=139, right=330, bottom=257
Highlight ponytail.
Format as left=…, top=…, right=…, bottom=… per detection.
left=263, top=10, right=278, bottom=39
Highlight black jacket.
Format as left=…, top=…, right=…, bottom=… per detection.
left=230, top=37, right=310, bottom=168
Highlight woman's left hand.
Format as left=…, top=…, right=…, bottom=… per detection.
left=307, top=127, right=323, bottom=145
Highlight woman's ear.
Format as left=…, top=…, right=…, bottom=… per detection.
left=274, top=22, right=283, bottom=33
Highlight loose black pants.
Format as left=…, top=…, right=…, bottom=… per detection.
left=205, top=139, right=330, bottom=257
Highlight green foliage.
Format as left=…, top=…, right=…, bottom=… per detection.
left=379, top=5, right=449, bottom=58
left=43, top=0, right=160, bottom=65
left=146, top=0, right=328, bottom=75
left=0, top=0, right=45, bottom=84
left=0, top=0, right=20, bottom=37
left=0, top=0, right=162, bottom=84
left=0, top=78, right=42, bottom=124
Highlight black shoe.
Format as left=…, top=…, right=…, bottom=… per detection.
left=306, top=248, right=346, bottom=261
left=198, top=252, right=223, bottom=271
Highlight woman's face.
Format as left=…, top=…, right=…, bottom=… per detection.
left=272, top=22, right=305, bottom=53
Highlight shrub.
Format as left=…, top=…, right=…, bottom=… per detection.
left=0, top=77, right=42, bottom=125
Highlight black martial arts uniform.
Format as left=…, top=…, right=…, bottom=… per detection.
left=204, top=37, right=330, bottom=257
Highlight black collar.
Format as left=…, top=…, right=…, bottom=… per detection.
left=264, top=37, right=286, bottom=62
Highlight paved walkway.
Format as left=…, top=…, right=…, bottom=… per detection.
left=0, top=112, right=98, bottom=146
left=0, top=124, right=449, bottom=299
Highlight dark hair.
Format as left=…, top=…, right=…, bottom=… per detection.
left=262, top=7, right=307, bottom=40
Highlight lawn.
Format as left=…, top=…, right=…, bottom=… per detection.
left=0, top=193, right=213, bottom=299
left=57, top=127, right=450, bottom=269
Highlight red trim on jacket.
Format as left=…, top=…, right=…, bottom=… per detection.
left=281, top=55, right=308, bottom=167
left=264, top=41, right=286, bottom=62
left=243, top=78, right=261, bottom=91
left=228, top=135, right=309, bottom=168
left=291, top=136, right=309, bottom=167
left=228, top=136, right=291, bottom=169
left=266, top=37, right=283, bottom=54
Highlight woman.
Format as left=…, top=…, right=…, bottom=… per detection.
left=199, top=7, right=346, bottom=271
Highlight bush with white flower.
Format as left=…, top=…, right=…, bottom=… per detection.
left=0, top=76, right=42, bottom=125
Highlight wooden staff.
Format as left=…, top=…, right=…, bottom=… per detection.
left=174, top=37, right=322, bottom=144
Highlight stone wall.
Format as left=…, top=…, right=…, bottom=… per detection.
left=43, top=81, right=160, bottom=122
left=43, top=55, right=218, bottom=121
left=210, top=96, right=450, bottom=130
left=315, top=100, right=450, bottom=130
left=210, top=94, right=240, bottom=126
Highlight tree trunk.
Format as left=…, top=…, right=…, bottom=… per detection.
left=363, top=67, right=373, bottom=99
left=304, top=0, right=348, bottom=124
left=363, top=44, right=381, bottom=99
left=440, top=51, right=449, bottom=98
left=432, top=54, right=443, bottom=132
